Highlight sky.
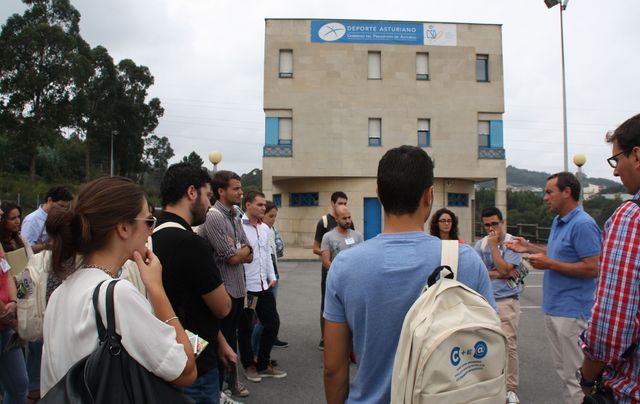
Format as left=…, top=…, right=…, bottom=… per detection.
left=1, top=0, right=639, bottom=182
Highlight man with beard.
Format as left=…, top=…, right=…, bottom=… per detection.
left=153, top=163, right=233, bottom=404
left=200, top=170, right=254, bottom=399
left=320, top=205, right=363, bottom=271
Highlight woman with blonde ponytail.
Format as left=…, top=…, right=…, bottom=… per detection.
left=40, top=176, right=196, bottom=395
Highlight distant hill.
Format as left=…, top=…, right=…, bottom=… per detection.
left=477, top=166, right=623, bottom=192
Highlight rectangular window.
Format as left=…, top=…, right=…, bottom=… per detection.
left=416, top=53, right=429, bottom=80
left=478, top=120, right=490, bottom=147
left=290, top=192, right=319, bottom=207
left=368, top=118, right=382, bottom=146
left=418, top=119, right=430, bottom=146
left=476, top=54, right=489, bottom=82
left=368, top=51, right=381, bottom=80
left=447, top=193, right=469, bottom=207
left=278, top=118, right=292, bottom=145
left=272, top=194, right=282, bottom=207
left=279, top=49, right=293, bottom=78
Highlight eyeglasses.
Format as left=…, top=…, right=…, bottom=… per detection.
left=606, top=150, right=626, bottom=168
left=134, top=216, right=157, bottom=229
left=483, top=221, right=501, bottom=228
left=438, top=219, right=453, bottom=224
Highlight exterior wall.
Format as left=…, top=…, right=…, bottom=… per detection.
left=263, top=19, right=507, bottom=247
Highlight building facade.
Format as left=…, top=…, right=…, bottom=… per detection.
left=262, top=19, right=507, bottom=248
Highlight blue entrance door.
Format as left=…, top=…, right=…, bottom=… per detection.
left=363, top=197, right=382, bottom=240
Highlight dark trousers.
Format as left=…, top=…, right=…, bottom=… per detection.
left=238, top=289, right=279, bottom=371
left=218, top=296, right=244, bottom=386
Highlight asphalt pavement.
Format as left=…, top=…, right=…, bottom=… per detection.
left=236, top=261, right=564, bottom=403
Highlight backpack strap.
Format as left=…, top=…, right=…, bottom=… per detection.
left=147, top=221, right=187, bottom=251
left=441, top=240, right=459, bottom=279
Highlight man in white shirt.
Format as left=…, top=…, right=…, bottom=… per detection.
left=238, top=191, right=287, bottom=383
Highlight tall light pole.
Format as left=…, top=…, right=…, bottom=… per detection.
left=545, top=0, right=569, bottom=172
left=110, top=130, right=116, bottom=177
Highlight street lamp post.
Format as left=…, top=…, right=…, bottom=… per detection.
left=545, top=0, right=570, bottom=172
left=573, top=153, right=586, bottom=204
left=208, top=150, right=222, bottom=174
left=110, top=130, right=116, bottom=177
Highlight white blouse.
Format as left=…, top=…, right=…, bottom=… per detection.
left=41, top=268, right=187, bottom=394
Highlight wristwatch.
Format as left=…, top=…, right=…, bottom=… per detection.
left=575, top=368, right=596, bottom=388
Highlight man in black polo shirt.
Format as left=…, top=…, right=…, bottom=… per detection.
left=153, top=163, right=232, bottom=404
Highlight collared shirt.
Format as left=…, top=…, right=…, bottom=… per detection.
left=199, top=201, right=248, bottom=299
left=473, top=233, right=522, bottom=300
left=241, top=214, right=276, bottom=293
left=580, top=191, right=640, bottom=403
left=543, top=206, right=601, bottom=318
left=21, top=206, right=48, bottom=246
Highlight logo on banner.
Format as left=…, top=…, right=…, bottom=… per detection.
left=318, top=22, right=346, bottom=41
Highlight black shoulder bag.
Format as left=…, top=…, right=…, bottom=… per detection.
left=41, top=280, right=194, bottom=403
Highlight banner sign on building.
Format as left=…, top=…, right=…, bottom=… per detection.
left=311, top=20, right=457, bottom=46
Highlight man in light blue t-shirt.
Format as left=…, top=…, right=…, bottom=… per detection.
left=323, top=146, right=495, bottom=404
left=506, top=172, right=600, bottom=404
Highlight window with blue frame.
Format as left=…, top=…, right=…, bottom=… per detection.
left=272, top=194, right=282, bottom=207
left=447, top=193, right=469, bottom=207
left=368, top=118, right=382, bottom=146
left=290, top=192, right=319, bottom=207
left=478, top=120, right=490, bottom=147
left=418, top=119, right=430, bottom=147
left=478, top=120, right=504, bottom=149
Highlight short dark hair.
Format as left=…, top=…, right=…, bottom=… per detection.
left=265, top=200, right=277, bottom=213
left=606, top=113, right=640, bottom=154
left=480, top=207, right=503, bottom=221
left=331, top=191, right=348, bottom=204
left=377, top=145, right=434, bottom=215
left=547, top=172, right=580, bottom=201
left=244, top=190, right=265, bottom=209
left=211, top=170, right=241, bottom=201
left=160, top=163, right=211, bottom=207
left=45, top=186, right=73, bottom=203
left=429, top=208, right=459, bottom=240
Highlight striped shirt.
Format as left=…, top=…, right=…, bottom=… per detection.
left=580, top=191, right=640, bottom=403
left=199, top=201, right=248, bottom=298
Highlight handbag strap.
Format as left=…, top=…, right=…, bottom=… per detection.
left=91, top=279, right=123, bottom=355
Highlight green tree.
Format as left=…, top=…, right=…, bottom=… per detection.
left=181, top=151, right=204, bottom=168
left=0, top=0, right=91, bottom=179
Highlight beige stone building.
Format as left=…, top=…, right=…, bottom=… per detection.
left=262, top=19, right=507, bottom=248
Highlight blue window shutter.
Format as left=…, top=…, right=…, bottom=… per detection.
left=265, top=117, right=279, bottom=146
left=489, top=120, right=503, bottom=148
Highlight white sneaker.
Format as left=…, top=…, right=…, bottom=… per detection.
left=220, top=390, right=243, bottom=404
left=506, top=391, right=520, bottom=404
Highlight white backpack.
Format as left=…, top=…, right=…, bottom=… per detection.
left=16, top=250, right=51, bottom=341
left=391, top=240, right=507, bottom=404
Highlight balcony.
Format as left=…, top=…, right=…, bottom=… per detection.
left=478, top=147, right=505, bottom=159
left=263, top=144, right=292, bottom=157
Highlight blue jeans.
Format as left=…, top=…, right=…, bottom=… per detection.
left=26, top=340, right=43, bottom=392
left=0, top=328, right=28, bottom=404
left=182, top=368, right=220, bottom=404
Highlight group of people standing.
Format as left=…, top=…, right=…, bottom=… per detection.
left=321, top=113, right=640, bottom=404
left=0, top=164, right=289, bottom=404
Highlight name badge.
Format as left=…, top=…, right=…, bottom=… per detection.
left=236, top=241, right=242, bottom=250
left=0, top=258, right=10, bottom=273
left=345, top=237, right=355, bottom=246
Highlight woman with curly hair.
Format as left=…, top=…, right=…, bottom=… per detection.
left=0, top=202, right=33, bottom=258
left=429, top=208, right=464, bottom=243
